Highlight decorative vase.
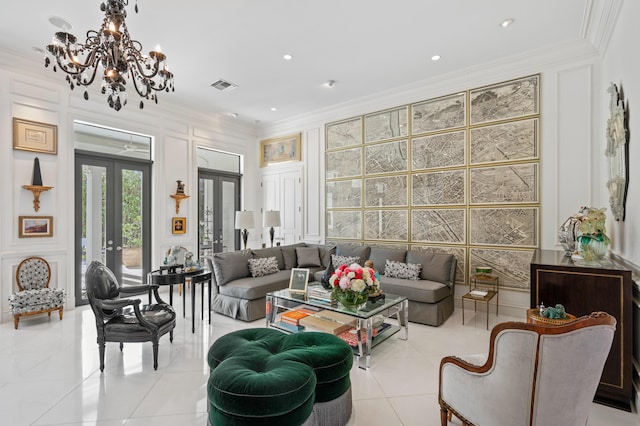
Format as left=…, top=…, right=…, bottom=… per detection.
left=335, top=291, right=368, bottom=310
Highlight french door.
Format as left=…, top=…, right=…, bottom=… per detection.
left=75, top=152, right=152, bottom=305
left=198, top=170, right=241, bottom=258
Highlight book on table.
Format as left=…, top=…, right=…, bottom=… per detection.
left=469, top=289, right=488, bottom=297
left=299, top=315, right=352, bottom=335
left=281, top=309, right=312, bottom=325
left=337, top=323, right=391, bottom=347
left=274, top=321, right=305, bottom=333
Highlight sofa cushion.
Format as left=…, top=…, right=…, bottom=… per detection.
left=406, top=251, right=454, bottom=284
left=306, top=244, right=337, bottom=268
left=331, top=254, right=360, bottom=269
left=380, top=276, right=451, bottom=304
left=281, top=243, right=307, bottom=270
left=296, top=247, right=322, bottom=267
left=217, top=270, right=292, bottom=300
left=385, top=260, right=421, bottom=280
left=336, top=244, right=371, bottom=262
left=252, top=247, right=285, bottom=270
left=368, top=247, right=407, bottom=275
left=212, top=250, right=252, bottom=285
left=248, top=256, right=280, bottom=278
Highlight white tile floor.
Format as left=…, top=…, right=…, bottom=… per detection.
left=1, top=295, right=638, bottom=426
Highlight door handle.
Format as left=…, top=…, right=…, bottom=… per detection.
left=116, top=246, right=122, bottom=251
left=105, top=247, right=113, bottom=251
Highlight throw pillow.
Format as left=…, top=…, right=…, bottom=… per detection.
left=248, top=256, right=280, bottom=278
left=296, top=247, right=322, bottom=267
left=385, top=260, right=421, bottom=280
left=331, top=254, right=360, bottom=269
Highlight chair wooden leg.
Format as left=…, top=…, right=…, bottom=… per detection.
left=99, top=343, right=105, bottom=372
left=13, top=315, right=19, bottom=329
left=59, top=308, right=64, bottom=320
left=119, top=342, right=124, bottom=351
left=170, top=330, right=174, bottom=342
left=440, top=406, right=449, bottom=425
left=152, top=341, right=159, bottom=370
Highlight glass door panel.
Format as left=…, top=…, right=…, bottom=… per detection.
left=198, top=171, right=240, bottom=258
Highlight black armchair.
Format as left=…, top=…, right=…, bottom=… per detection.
left=85, top=261, right=176, bottom=371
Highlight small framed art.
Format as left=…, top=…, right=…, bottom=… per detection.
left=289, top=268, right=310, bottom=295
left=19, top=216, right=53, bottom=238
left=172, top=217, right=186, bottom=234
left=260, top=133, right=301, bottom=167
left=13, top=118, right=58, bottom=155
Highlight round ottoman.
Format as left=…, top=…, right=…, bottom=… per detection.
left=207, top=328, right=353, bottom=426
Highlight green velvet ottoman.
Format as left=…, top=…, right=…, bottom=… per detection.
left=207, top=328, right=353, bottom=426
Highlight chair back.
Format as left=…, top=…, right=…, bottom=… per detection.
left=532, top=313, right=616, bottom=425
left=85, top=261, right=122, bottom=320
left=16, top=257, right=51, bottom=291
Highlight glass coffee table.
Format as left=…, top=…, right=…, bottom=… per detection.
left=266, top=286, right=408, bottom=369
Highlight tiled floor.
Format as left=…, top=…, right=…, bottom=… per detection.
left=1, top=294, right=638, bottom=426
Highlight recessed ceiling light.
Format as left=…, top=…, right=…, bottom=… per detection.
left=270, top=107, right=277, bottom=111
left=230, top=113, right=239, bottom=118
left=431, top=55, right=441, bottom=61
left=283, top=54, right=293, bottom=60
left=324, top=80, right=336, bottom=88
left=500, top=18, right=514, bottom=28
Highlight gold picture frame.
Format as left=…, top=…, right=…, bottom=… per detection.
left=13, top=118, right=58, bottom=155
left=19, top=216, right=53, bottom=238
left=172, top=217, right=186, bottom=234
left=260, top=133, right=301, bottom=167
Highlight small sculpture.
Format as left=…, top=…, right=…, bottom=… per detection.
left=32, top=157, right=43, bottom=186
left=542, top=304, right=567, bottom=319
left=184, top=251, right=197, bottom=268
left=577, top=207, right=610, bottom=260
left=176, top=180, right=185, bottom=195
left=165, top=244, right=182, bottom=265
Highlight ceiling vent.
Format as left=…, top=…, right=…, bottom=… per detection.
left=211, top=79, right=238, bottom=92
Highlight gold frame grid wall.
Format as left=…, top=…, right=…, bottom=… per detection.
left=325, top=75, right=540, bottom=290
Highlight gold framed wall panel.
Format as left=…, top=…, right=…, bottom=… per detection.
left=324, top=74, right=540, bottom=289
left=412, top=130, right=466, bottom=170
left=364, top=106, right=409, bottom=143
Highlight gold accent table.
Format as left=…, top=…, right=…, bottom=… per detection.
left=462, top=274, right=499, bottom=330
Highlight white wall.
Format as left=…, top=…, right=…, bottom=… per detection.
left=602, top=0, right=640, bottom=266
left=0, top=52, right=259, bottom=323
left=259, top=39, right=605, bottom=315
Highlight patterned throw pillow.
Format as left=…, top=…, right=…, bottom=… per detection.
left=331, top=254, right=360, bottom=269
left=385, top=260, right=421, bottom=280
left=248, top=256, right=280, bottom=278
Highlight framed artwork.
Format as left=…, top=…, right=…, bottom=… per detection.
left=411, top=209, right=465, bottom=243
left=326, top=147, right=362, bottom=179
left=364, top=140, right=408, bottom=175
left=364, top=106, right=408, bottom=143
left=289, top=268, right=310, bottom=294
left=470, top=75, right=539, bottom=125
left=469, top=163, right=539, bottom=204
left=364, top=176, right=408, bottom=207
left=411, top=93, right=465, bottom=135
left=412, top=131, right=466, bottom=170
left=470, top=118, right=538, bottom=165
left=326, top=117, right=362, bottom=149
left=326, top=180, right=362, bottom=208
left=260, top=133, right=301, bottom=167
left=469, top=207, right=538, bottom=247
left=412, top=170, right=465, bottom=206
left=469, top=248, right=534, bottom=290
left=19, top=216, right=53, bottom=238
left=172, top=217, right=186, bottom=234
left=13, top=118, right=58, bottom=155
left=326, top=211, right=362, bottom=240
left=364, top=210, right=408, bottom=241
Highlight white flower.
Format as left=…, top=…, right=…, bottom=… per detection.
left=347, top=271, right=355, bottom=279
left=351, top=279, right=366, bottom=293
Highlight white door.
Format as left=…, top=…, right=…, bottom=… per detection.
left=262, top=166, right=302, bottom=246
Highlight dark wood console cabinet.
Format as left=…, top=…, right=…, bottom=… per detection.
left=530, top=250, right=633, bottom=411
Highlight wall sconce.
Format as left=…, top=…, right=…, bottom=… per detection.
left=235, top=211, right=255, bottom=250
left=263, top=210, right=281, bottom=247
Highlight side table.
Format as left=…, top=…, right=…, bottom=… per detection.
left=462, top=274, right=499, bottom=330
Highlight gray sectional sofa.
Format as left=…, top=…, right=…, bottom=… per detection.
left=210, top=243, right=456, bottom=326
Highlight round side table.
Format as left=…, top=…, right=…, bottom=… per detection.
left=526, top=308, right=577, bottom=325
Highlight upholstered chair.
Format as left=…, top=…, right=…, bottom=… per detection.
left=84, top=260, right=176, bottom=371
left=9, top=256, right=65, bottom=329
left=439, top=312, right=616, bottom=426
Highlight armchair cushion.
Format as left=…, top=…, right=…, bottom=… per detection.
left=9, top=288, right=65, bottom=313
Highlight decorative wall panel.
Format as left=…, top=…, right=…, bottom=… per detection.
left=325, top=74, right=540, bottom=289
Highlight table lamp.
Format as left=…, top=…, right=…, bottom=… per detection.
left=235, top=210, right=254, bottom=250
left=263, top=210, right=281, bottom=247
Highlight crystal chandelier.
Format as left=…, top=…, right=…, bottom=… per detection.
left=44, top=0, right=174, bottom=111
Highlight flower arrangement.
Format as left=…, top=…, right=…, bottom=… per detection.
left=329, top=263, right=380, bottom=308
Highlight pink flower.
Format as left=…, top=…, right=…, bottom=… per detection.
left=339, top=276, right=351, bottom=290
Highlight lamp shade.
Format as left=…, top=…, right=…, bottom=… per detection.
left=235, top=211, right=255, bottom=229
left=263, top=210, right=281, bottom=227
